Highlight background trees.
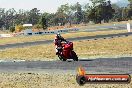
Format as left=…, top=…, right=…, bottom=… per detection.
left=87, top=0, right=115, bottom=24
left=28, top=8, right=41, bottom=25
left=0, top=0, right=131, bottom=32
left=41, top=16, right=48, bottom=30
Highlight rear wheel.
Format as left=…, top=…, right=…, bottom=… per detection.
left=73, top=55, right=78, bottom=61
left=72, top=51, right=78, bottom=61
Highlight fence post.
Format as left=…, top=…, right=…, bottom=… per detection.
left=127, top=23, right=131, bottom=32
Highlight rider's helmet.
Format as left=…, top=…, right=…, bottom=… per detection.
left=56, top=33, right=61, bottom=39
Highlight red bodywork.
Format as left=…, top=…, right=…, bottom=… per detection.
left=58, top=41, right=77, bottom=61
left=62, top=42, right=73, bottom=59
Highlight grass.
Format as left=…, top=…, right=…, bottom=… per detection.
left=78, top=20, right=132, bottom=30
left=0, top=20, right=130, bottom=45
left=0, top=30, right=127, bottom=45
left=0, top=35, right=132, bottom=61
left=74, top=36, right=132, bottom=58
left=0, top=73, right=131, bottom=88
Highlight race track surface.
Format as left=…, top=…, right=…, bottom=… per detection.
left=0, top=57, right=132, bottom=74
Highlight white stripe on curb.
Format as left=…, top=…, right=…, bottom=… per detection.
left=0, top=60, right=26, bottom=62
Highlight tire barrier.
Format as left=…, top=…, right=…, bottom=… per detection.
left=12, top=28, right=80, bottom=36
left=42, top=28, right=79, bottom=35
left=32, top=28, right=79, bottom=35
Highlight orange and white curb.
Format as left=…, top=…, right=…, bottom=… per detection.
left=76, top=66, right=131, bottom=85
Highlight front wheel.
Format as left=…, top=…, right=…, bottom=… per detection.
left=58, top=55, right=66, bottom=61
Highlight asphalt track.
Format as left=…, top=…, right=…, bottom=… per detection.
left=80, top=24, right=127, bottom=32
left=0, top=32, right=132, bottom=49
left=0, top=57, right=132, bottom=74
left=0, top=24, right=132, bottom=74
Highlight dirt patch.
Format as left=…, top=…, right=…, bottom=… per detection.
left=0, top=73, right=131, bottom=88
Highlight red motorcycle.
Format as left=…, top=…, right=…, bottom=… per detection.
left=56, top=41, right=78, bottom=61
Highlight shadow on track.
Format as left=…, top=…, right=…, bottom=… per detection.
left=79, top=59, right=93, bottom=61
left=56, top=57, right=132, bottom=62
left=56, top=59, right=94, bottom=62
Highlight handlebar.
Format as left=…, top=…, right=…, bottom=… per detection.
left=65, top=40, right=70, bottom=43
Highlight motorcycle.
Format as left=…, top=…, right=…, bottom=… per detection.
left=56, top=41, right=78, bottom=61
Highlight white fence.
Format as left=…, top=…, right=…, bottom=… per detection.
left=16, top=28, right=79, bottom=36
left=0, top=28, right=80, bottom=38
left=0, top=34, right=13, bottom=38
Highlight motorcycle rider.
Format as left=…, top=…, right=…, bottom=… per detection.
left=54, top=33, right=67, bottom=55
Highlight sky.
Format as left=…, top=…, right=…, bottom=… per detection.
left=0, top=0, right=124, bottom=13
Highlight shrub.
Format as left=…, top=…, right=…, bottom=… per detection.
left=9, top=26, right=15, bottom=32
left=33, top=24, right=42, bottom=29
left=15, top=25, right=24, bottom=32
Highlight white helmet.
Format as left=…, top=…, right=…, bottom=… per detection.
left=56, top=33, right=61, bottom=37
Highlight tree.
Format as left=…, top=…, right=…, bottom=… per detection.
left=3, top=8, right=16, bottom=29
left=122, top=7, right=129, bottom=20
left=9, top=26, right=15, bottom=32
left=90, top=0, right=106, bottom=7
left=14, top=9, right=29, bottom=25
left=41, top=16, right=48, bottom=30
left=111, top=4, right=122, bottom=21
left=0, top=20, right=5, bottom=28
left=33, top=24, right=42, bottom=29
left=88, top=0, right=115, bottom=24
left=127, top=1, right=132, bottom=19
left=75, top=2, right=83, bottom=24
left=55, top=4, right=69, bottom=26
left=128, top=0, right=132, bottom=3
left=128, top=8, right=132, bottom=19
left=28, top=8, right=40, bottom=25
left=103, top=1, right=115, bottom=23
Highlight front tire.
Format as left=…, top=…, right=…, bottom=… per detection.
left=58, top=55, right=66, bottom=61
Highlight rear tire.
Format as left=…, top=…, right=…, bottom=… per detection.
left=72, top=51, right=78, bottom=61
left=73, top=55, right=78, bottom=61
